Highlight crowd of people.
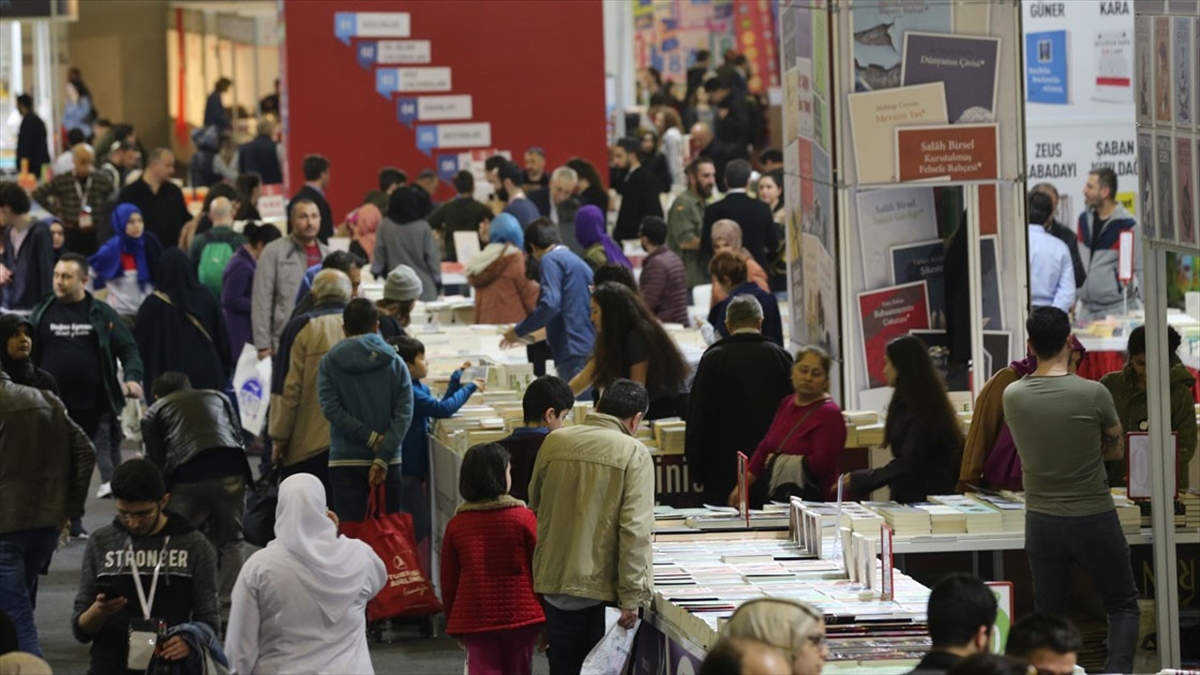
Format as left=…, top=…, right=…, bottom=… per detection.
left=0, top=61, right=1190, bottom=675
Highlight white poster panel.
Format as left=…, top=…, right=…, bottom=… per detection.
left=1025, top=123, right=1139, bottom=229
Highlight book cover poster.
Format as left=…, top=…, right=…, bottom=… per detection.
left=802, top=233, right=837, bottom=356
left=1092, top=29, right=1133, bottom=104
left=1173, top=17, right=1193, bottom=128
left=1138, top=130, right=1157, bottom=240
left=1026, top=30, right=1069, bottom=104
left=859, top=281, right=931, bottom=388
left=891, top=240, right=947, bottom=328
left=1155, top=133, right=1176, bottom=243
left=901, top=33, right=1001, bottom=124
left=855, top=186, right=939, bottom=289
left=797, top=58, right=815, bottom=141
left=983, top=331, right=1012, bottom=379
left=1155, top=17, right=1172, bottom=124
left=1177, top=135, right=1197, bottom=247
left=852, top=0, right=953, bottom=92
left=1136, top=17, right=1153, bottom=126
left=848, top=83, right=949, bottom=184
left=810, top=146, right=834, bottom=253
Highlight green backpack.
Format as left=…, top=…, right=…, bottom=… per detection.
left=197, top=240, right=235, bottom=296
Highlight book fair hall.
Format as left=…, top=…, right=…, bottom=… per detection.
left=3, top=0, right=1200, bottom=673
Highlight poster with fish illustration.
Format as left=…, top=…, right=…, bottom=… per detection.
left=1173, top=17, right=1193, bottom=128
left=852, top=1, right=953, bottom=92
left=1155, top=16, right=1172, bottom=124
left=1176, top=135, right=1197, bottom=247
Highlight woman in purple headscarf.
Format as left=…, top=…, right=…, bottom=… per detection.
left=957, top=335, right=1088, bottom=491
left=574, top=204, right=631, bottom=271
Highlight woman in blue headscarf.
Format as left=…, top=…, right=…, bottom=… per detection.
left=88, top=203, right=163, bottom=323
left=465, top=212, right=539, bottom=324
left=574, top=204, right=631, bottom=271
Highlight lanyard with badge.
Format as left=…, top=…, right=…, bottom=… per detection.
left=74, top=176, right=94, bottom=230
left=126, top=535, right=170, bottom=671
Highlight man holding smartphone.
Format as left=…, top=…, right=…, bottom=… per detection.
left=72, top=459, right=219, bottom=672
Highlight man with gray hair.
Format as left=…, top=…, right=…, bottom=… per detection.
left=531, top=166, right=584, bottom=253
left=268, top=268, right=352, bottom=498
left=31, top=142, right=115, bottom=255
left=686, top=294, right=794, bottom=504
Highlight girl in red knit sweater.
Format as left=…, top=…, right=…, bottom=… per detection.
left=440, top=443, right=545, bottom=675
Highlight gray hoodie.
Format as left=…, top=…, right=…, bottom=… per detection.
left=1075, top=202, right=1141, bottom=319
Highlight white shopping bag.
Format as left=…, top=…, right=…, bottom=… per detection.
left=120, top=397, right=145, bottom=445
left=232, top=344, right=272, bottom=436
left=580, top=608, right=641, bottom=675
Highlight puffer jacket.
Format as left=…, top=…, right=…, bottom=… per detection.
left=251, top=234, right=328, bottom=351
left=0, top=372, right=95, bottom=534
left=1100, top=358, right=1197, bottom=489
left=529, top=413, right=654, bottom=610
left=141, top=388, right=246, bottom=481
left=468, top=248, right=540, bottom=324
left=269, top=308, right=345, bottom=466
left=440, top=496, right=544, bottom=636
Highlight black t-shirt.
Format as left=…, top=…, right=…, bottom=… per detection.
left=37, top=298, right=102, bottom=412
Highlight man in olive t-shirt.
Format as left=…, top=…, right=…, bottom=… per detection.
left=1003, top=307, right=1138, bottom=675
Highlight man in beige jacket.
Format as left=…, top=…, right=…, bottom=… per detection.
left=529, top=379, right=654, bottom=675
left=269, top=269, right=350, bottom=500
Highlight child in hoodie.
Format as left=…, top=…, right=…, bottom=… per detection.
left=388, top=335, right=485, bottom=574
left=317, top=298, right=414, bottom=523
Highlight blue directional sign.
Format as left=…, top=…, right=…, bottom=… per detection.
left=356, top=41, right=378, bottom=70
left=436, top=154, right=459, bottom=182
left=397, top=97, right=418, bottom=127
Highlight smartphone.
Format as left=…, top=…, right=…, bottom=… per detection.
left=95, top=580, right=122, bottom=600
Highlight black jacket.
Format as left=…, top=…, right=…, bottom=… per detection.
left=290, top=184, right=334, bottom=243
left=685, top=332, right=794, bottom=503
left=238, top=134, right=283, bottom=185
left=849, top=402, right=960, bottom=503
left=16, top=112, right=51, bottom=178
left=118, top=178, right=192, bottom=249
left=427, top=195, right=492, bottom=262
left=613, top=165, right=664, bottom=241
left=141, top=389, right=247, bottom=481
left=1049, top=218, right=1087, bottom=288
left=702, top=192, right=779, bottom=271
left=0, top=371, right=95, bottom=534
left=1, top=220, right=55, bottom=311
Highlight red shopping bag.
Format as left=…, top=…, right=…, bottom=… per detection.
left=339, top=487, right=442, bottom=621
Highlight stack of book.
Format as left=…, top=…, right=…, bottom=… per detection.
left=928, top=495, right=1004, bottom=534
left=1181, top=490, right=1199, bottom=531
left=861, top=502, right=933, bottom=536
left=1109, top=491, right=1143, bottom=535
left=968, top=493, right=1025, bottom=533
left=909, top=503, right=968, bottom=534
left=838, top=502, right=886, bottom=533
left=653, top=420, right=687, bottom=455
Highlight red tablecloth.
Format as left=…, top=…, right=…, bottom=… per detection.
left=1076, top=350, right=1200, bottom=403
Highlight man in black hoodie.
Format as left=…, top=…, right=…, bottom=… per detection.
left=72, top=459, right=218, bottom=673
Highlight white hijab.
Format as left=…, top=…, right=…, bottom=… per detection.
left=464, top=242, right=520, bottom=277
left=270, top=474, right=372, bottom=623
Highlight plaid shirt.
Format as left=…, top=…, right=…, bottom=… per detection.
left=30, top=171, right=115, bottom=232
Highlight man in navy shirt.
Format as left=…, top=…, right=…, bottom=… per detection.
left=500, top=161, right=540, bottom=228
left=502, top=219, right=595, bottom=386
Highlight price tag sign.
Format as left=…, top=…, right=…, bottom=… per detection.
left=880, top=524, right=895, bottom=600
left=1117, top=229, right=1134, bottom=283
left=736, top=451, right=749, bottom=527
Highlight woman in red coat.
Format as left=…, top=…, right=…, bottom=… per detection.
left=440, top=443, right=545, bottom=675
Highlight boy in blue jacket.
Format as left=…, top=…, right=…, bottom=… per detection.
left=318, top=298, right=413, bottom=522
left=388, top=335, right=485, bottom=566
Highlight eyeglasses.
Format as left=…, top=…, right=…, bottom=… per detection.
left=806, top=634, right=827, bottom=648
left=117, top=507, right=158, bottom=523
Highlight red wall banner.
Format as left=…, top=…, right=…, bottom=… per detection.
left=280, top=1, right=609, bottom=220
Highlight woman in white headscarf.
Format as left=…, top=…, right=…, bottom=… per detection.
left=224, top=474, right=386, bottom=674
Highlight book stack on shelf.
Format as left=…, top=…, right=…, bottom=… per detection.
left=652, top=420, right=687, bottom=455
left=1181, top=491, right=1199, bottom=531
left=650, top=537, right=931, bottom=664
left=928, top=495, right=1004, bottom=534
left=968, top=493, right=1025, bottom=533
left=861, top=502, right=933, bottom=537
left=838, top=503, right=886, bottom=533
left=909, top=503, right=968, bottom=534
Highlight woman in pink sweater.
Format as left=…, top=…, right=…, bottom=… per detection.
left=729, top=345, right=847, bottom=506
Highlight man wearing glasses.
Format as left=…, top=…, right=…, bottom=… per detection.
left=71, top=459, right=219, bottom=672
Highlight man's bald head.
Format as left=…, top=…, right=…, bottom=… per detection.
left=208, top=197, right=233, bottom=224
left=72, top=144, right=96, bottom=177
